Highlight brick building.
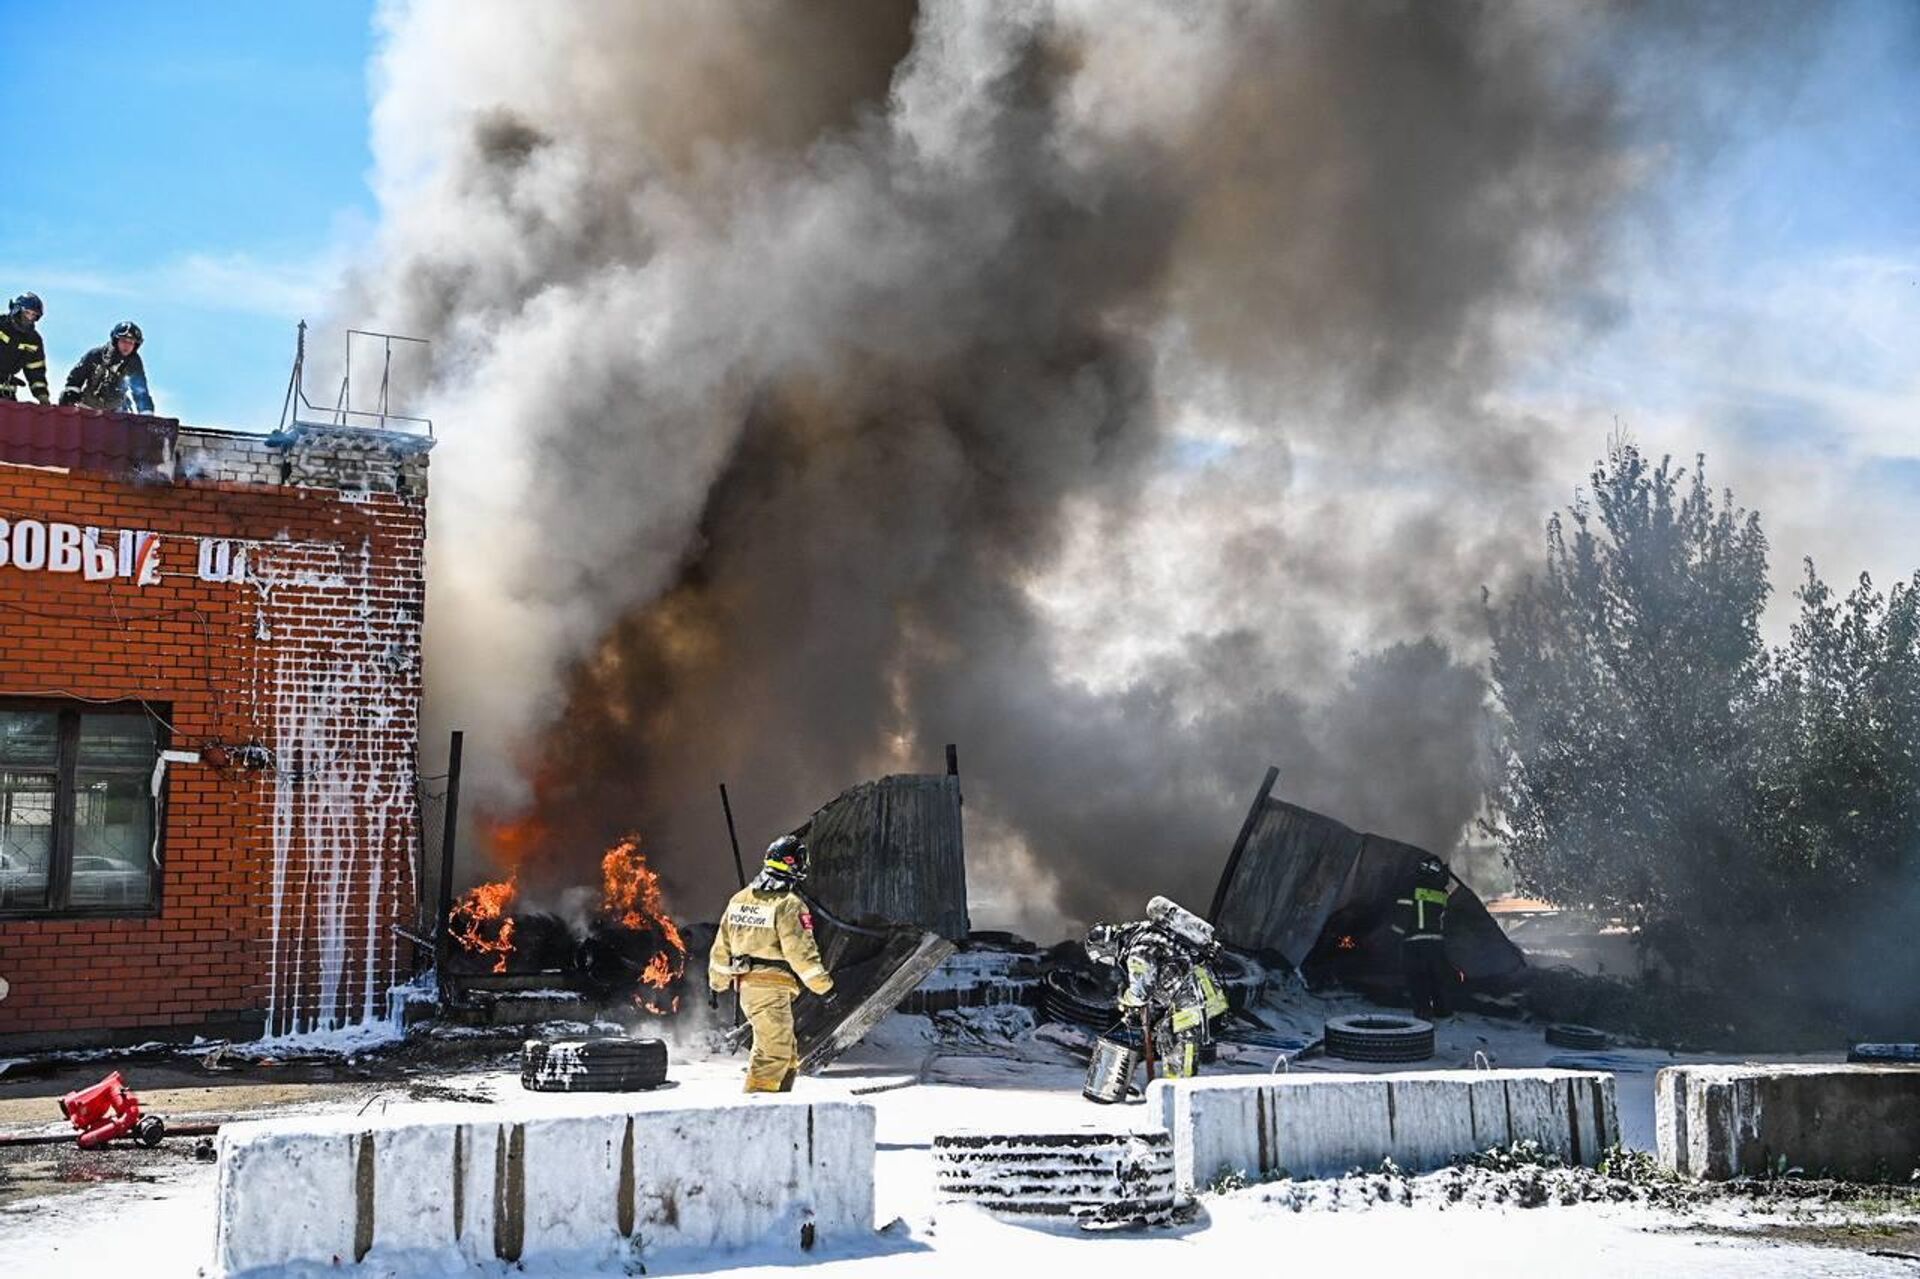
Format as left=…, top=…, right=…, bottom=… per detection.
left=0, top=402, right=432, bottom=1050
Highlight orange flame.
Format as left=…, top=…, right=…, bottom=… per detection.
left=482, top=811, right=549, bottom=876
left=600, top=836, right=688, bottom=1013
left=449, top=877, right=519, bottom=974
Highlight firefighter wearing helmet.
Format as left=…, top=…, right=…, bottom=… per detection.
left=1084, top=896, right=1229, bottom=1080
left=708, top=835, right=834, bottom=1092
left=61, top=321, right=154, bottom=414
left=1391, top=853, right=1455, bottom=1020
left=0, top=293, right=51, bottom=404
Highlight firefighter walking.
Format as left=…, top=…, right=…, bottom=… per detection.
left=1393, top=854, right=1455, bottom=1020
left=708, top=835, right=833, bottom=1093
left=1085, top=895, right=1229, bottom=1080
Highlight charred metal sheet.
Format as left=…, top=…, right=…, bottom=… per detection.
left=798, top=773, right=969, bottom=941
left=795, top=928, right=955, bottom=1072
left=1208, top=776, right=1524, bottom=986
left=718, top=771, right=971, bottom=1070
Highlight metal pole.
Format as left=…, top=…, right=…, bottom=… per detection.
left=719, top=784, right=746, bottom=889
left=278, top=321, right=305, bottom=433
left=717, top=783, right=749, bottom=1041
left=434, top=731, right=464, bottom=1003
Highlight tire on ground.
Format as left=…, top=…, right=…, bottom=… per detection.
left=1543, top=1023, right=1610, bottom=1051
left=1323, top=1014, right=1435, bottom=1063
left=933, top=1130, right=1179, bottom=1227
left=521, top=1037, right=669, bottom=1092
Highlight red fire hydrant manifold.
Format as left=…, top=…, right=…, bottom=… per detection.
left=58, top=1071, right=166, bottom=1149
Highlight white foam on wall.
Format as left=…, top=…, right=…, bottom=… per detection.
left=1152, top=1069, right=1618, bottom=1188
left=214, top=1099, right=876, bottom=1276
left=251, top=536, right=423, bottom=1037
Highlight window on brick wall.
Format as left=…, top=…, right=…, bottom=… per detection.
left=0, top=702, right=166, bottom=917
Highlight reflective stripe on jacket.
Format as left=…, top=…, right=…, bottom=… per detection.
left=0, top=319, right=51, bottom=402
left=1392, top=885, right=1449, bottom=941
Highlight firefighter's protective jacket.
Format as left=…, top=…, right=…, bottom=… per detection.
left=1392, top=873, right=1451, bottom=942
left=708, top=884, right=833, bottom=995
left=61, top=344, right=153, bottom=413
left=0, top=316, right=51, bottom=403
left=1115, top=925, right=1228, bottom=1028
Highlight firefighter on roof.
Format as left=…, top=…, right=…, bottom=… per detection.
left=1392, top=853, right=1455, bottom=1020
left=62, top=321, right=154, bottom=414
left=0, top=294, right=51, bottom=404
left=1085, top=895, right=1229, bottom=1079
left=708, top=835, right=834, bottom=1093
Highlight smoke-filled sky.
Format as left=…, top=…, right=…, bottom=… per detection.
left=339, top=0, right=1918, bottom=938
left=15, top=2, right=1915, bottom=938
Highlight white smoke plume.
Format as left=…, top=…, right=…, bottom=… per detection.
left=346, top=0, right=1827, bottom=935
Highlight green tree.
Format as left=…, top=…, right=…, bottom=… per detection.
left=1751, top=564, right=1920, bottom=1014
left=1485, top=441, right=1769, bottom=981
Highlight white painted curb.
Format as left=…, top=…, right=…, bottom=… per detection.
left=214, top=1099, right=875, bottom=1276
left=1152, top=1068, right=1617, bottom=1188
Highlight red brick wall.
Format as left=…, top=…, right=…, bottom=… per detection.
left=0, top=461, right=426, bottom=1048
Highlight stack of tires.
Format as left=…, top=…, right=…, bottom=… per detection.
left=520, top=1038, right=670, bottom=1092
left=933, top=1130, right=1178, bottom=1228
left=1041, top=968, right=1121, bottom=1029
left=1322, top=1014, right=1434, bottom=1063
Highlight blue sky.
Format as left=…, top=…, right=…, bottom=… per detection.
left=5, top=1, right=377, bottom=428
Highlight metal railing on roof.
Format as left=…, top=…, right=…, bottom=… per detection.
left=277, top=321, right=434, bottom=437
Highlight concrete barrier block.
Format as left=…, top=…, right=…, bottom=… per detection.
left=1656, top=1064, right=1920, bottom=1181
left=1268, top=1078, right=1394, bottom=1179
left=1376, top=1076, right=1477, bottom=1171
left=1152, top=1069, right=1617, bottom=1190
left=1655, top=1067, right=1693, bottom=1176
left=215, top=1100, right=875, bottom=1276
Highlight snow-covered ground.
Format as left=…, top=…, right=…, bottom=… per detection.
left=0, top=1002, right=1911, bottom=1278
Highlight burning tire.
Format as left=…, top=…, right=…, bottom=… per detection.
left=521, top=1037, right=669, bottom=1092
left=1543, top=1023, right=1610, bottom=1051
left=933, top=1130, right=1178, bottom=1228
left=1323, top=1014, right=1434, bottom=1063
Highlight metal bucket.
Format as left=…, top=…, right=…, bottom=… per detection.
left=1082, top=1036, right=1142, bottom=1104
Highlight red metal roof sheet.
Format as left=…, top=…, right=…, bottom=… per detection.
left=0, top=401, right=178, bottom=479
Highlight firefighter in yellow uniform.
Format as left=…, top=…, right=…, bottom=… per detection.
left=709, top=835, right=834, bottom=1092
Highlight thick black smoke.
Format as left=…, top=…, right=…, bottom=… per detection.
left=349, top=1, right=1828, bottom=934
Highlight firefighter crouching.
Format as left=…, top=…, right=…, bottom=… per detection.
left=708, top=836, right=834, bottom=1093
left=1085, top=895, right=1230, bottom=1079
left=1392, top=854, right=1455, bottom=1020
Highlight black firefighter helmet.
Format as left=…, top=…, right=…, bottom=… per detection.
left=763, top=834, right=809, bottom=883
